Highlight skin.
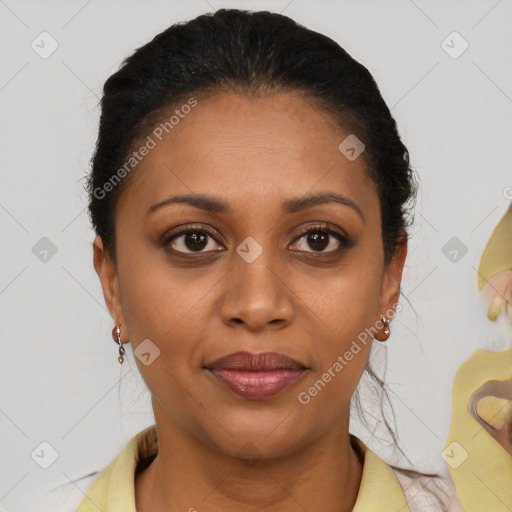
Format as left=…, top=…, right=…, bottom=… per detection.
left=93, top=91, right=407, bottom=512
left=483, top=270, right=512, bottom=323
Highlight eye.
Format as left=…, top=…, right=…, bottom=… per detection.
left=290, top=224, right=350, bottom=254
left=162, top=224, right=224, bottom=254
left=162, top=222, right=352, bottom=256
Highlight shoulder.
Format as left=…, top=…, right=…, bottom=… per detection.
left=391, top=467, right=465, bottom=512
left=38, top=471, right=100, bottom=512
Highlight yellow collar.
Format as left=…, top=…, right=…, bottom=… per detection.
left=77, top=425, right=410, bottom=511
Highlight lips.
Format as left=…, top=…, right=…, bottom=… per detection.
left=206, top=351, right=307, bottom=371
left=204, top=351, right=309, bottom=400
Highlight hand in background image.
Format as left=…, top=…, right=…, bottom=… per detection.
left=482, top=270, right=512, bottom=324
left=478, top=201, right=512, bottom=325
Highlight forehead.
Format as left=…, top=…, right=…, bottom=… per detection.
left=117, top=92, right=376, bottom=218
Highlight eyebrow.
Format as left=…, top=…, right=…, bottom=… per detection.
left=147, top=192, right=365, bottom=224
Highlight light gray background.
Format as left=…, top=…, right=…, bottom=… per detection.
left=1, top=0, right=511, bottom=510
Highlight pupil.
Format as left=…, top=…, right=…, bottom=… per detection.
left=185, top=233, right=207, bottom=251
left=308, top=232, right=328, bottom=251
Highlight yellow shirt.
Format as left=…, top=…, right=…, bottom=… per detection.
left=65, top=424, right=462, bottom=512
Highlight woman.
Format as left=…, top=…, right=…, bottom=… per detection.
left=42, top=8, right=465, bottom=511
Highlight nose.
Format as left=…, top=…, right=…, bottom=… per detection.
left=218, top=247, right=294, bottom=332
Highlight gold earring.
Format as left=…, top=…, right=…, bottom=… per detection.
left=112, top=325, right=126, bottom=364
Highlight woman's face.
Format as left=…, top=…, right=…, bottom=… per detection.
left=94, top=91, right=406, bottom=459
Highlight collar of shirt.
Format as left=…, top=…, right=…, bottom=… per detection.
left=76, top=424, right=410, bottom=512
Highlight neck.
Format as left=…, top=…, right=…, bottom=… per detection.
left=135, top=408, right=364, bottom=512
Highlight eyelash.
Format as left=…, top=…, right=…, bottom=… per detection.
left=162, top=223, right=351, bottom=255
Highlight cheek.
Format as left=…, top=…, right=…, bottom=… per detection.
left=297, top=263, right=381, bottom=349
left=295, top=316, right=372, bottom=419
left=291, top=265, right=379, bottom=403
left=116, top=267, right=208, bottom=414
left=116, top=262, right=206, bottom=368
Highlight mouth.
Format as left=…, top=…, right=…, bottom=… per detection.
left=203, top=351, right=309, bottom=400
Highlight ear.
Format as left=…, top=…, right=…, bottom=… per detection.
left=93, top=236, right=128, bottom=342
left=377, top=231, right=408, bottom=321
